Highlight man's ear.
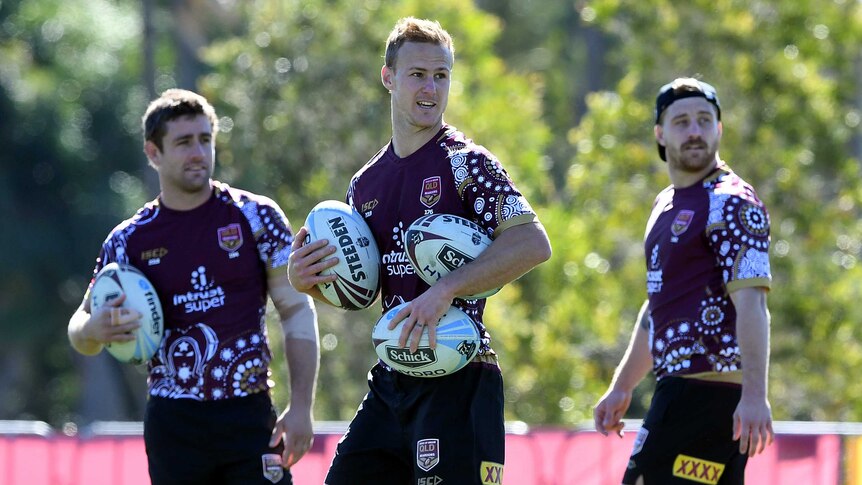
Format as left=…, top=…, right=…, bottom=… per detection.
left=144, top=140, right=161, bottom=167
left=654, top=124, right=665, bottom=149
left=381, top=65, right=393, bottom=91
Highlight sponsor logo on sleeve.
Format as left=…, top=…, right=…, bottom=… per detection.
left=480, top=461, right=503, bottom=484
left=672, top=454, right=725, bottom=484
left=417, top=438, right=440, bottom=472
left=261, top=454, right=284, bottom=483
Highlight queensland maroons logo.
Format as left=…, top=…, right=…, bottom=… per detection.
left=671, top=210, right=695, bottom=237
left=420, top=176, right=442, bottom=208
left=417, top=438, right=440, bottom=471
left=217, top=223, right=243, bottom=252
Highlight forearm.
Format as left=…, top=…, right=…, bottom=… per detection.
left=610, top=301, right=653, bottom=392
left=734, top=289, right=770, bottom=399
left=435, top=221, right=551, bottom=299
left=283, top=337, right=319, bottom=411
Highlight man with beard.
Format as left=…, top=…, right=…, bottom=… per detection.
left=593, top=78, right=774, bottom=485
left=67, top=89, right=319, bottom=484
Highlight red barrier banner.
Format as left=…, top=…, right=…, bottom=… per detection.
left=0, top=428, right=844, bottom=484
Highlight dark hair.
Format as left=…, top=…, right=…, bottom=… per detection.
left=142, top=89, right=218, bottom=150
left=655, top=78, right=721, bottom=161
left=384, top=17, right=454, bottom=70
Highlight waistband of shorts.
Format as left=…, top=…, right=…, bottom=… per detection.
left=147, top=389, right=272, bottom=408
left=468, top=352, right=500, bottom=369
left=661, top=374, right=742, bottom=391
left=681, top=370, right=743, bottom=385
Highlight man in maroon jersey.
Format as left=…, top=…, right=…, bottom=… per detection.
left=67, top=89, right=319, bottom=484
left=288, top=17, right=551, bottom=485
left=593, top=78, right=774, bottom=485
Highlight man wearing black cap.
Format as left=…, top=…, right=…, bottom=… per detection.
left=593, top=78, right=774, bottom=484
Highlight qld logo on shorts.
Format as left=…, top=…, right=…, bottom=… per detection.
left=260, top=454, right=284, bottom=483
left=217, top=223, right=243, bottom=252
left=420, top=176, right=442, bottom=208
left=672, top=454, right=725, bottom=484
left=417, top=438, right=440, bottom=471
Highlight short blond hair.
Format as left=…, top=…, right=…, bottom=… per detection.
left=384, top=17, right=454, bottom=70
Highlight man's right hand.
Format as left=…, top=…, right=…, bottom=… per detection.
left=593, top=388, right=632, bottom=438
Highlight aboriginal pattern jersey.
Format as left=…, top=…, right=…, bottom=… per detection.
left=644, top=162, right=771, bottom=380
left=347, top=125, right=537, bottom=356
left=88, top=181, right=293, bottom=400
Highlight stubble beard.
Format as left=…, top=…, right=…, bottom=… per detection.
left=669, top=144, right=717, bottom=174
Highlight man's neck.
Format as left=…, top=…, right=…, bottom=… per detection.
left=668, top=159, right=719, bottom=189
left=159, top=181, right=213, bottom=211
left=391, top=121, right=443, bottom=158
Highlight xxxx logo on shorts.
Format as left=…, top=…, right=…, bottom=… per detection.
left=672, top=454, right=725, bottom=484
left=480, top=461, right=503, bottom=484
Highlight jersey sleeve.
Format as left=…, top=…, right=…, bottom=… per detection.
left=240, top=195, right=294, bottom=273
left=707, top=188, right=772, bottom=292
left=451, top=148, right=537, bottom=238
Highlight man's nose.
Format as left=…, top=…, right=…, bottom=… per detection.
left=421, top=77, right=436, bottom=94
left=687, top=122, right=704, bottom=138
left=191, top=141, right=207, bottom=158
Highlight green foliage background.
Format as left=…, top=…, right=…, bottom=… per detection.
left=1, top=0, right=861, bottom=427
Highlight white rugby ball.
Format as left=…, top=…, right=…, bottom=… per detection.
left=372, top=302, right=480, bottom=378
left=405, top=213, right=500, bottom=299
left=304, top=200, right=381, bottom=310
left=89, top=262, right=164, bottom=365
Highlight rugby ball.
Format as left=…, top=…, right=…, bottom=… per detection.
left=89, top=262, right=164, bottom=365
left=304, top=200, right=380, bottom=310
left=371, top=302, right=480, bottom=378
left=405, top=213, right=500, bottom=299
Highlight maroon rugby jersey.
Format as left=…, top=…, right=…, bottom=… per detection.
left=88, top=181, right=293, bottom=400
left=347, top=125, right=537, bottom=355
left=644, top=162, right=771, bottom=380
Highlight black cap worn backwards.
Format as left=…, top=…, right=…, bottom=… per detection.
left=654, top=78, right=721, bottom=161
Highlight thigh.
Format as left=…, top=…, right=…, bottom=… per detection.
left=215, top=394, right=292, bottom=485
left=410, top=364, right=505, bottom=485
left=326, top=450, right=412, bottom=485
left=326, top=365, right=412, bottom=484
left=624, top=378, right=747, bottom=485
left=145, top=397, right=217, bottom=485
left=145, top=394, right=292, bottom=485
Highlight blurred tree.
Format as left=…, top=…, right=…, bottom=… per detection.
left=0, top=0, right=152, bottom=423
left=3, top=0, right=862, bottom=430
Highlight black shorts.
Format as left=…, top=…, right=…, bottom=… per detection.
left=144, top=392, right=291, bottom=485
left=622, top=377, right=748, bottom=485
left=326, top=361, right=505, bottom=485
